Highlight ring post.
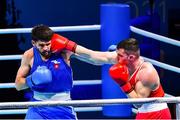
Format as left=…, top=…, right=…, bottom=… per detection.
left=100, top=4, right=132, bottom=117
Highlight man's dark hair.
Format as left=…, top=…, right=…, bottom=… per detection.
left=117, top=38, right=139, bottom=52
left=31, top=24, right=54, bottom=42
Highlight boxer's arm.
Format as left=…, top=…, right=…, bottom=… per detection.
left=15, top=51, right=31, bottom=91
left=127, top=69, right=158, bottom=108
left=72, top=45, right=117, bottom=65
left=127, top=65, right=159, bottom=99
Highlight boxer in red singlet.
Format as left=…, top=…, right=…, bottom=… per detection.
left=109, top=38, right=171, bottom=119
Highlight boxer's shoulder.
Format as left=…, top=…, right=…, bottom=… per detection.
left=140, top=62, right=154, bottom=73
left=24, top=48, right=34, bottom=58
left=22, top=48, right=34, bottom=66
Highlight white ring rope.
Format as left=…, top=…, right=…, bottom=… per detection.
left=0, top=25, right=179, bottom=47
left=0, top=94, right=173, bottom=115
left=0, top=54, right=179, bottom=73
left=0, top=80, right=102, bottom=89
left=0, top=108, right=139, bottom=115
left=0, top=83, right=15, bottom=89
left=0, top=107, right=139, bottom=115
left=0, top=107, right=140, bottom=116
left=0, top=25, right=101, bottom=34
left=0, top=107, right=102, bottom=115
left=0, top=55, right=22, bottom=60
left=73, top=80, right=102, bottom=85
left=0, top=97, right=179, bottom=109
left=142, top=57, right=180, bottom=73
left=2, top=95, right=175, bottom=115
left=130, top=26, right=180, bottom=47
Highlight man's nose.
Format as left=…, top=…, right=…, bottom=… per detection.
left=44, top=45, right=50, bottom=51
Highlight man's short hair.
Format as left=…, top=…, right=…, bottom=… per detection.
left=117, top=38, right=139, bottom=52
left=117, top=38, right=140, bottom=57
left=32, top=24, right=54, bottom=42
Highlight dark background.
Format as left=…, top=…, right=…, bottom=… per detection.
left=0, top=0, right=179, bottom=119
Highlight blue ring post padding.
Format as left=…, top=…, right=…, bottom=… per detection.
left=100, top=4, right=132, bottom=117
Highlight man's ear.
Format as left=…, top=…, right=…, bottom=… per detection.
left=128, top=54, right=135, bottom=61
left=32, top=40, right=35, bottom=46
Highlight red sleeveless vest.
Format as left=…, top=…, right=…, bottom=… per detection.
left=129, top=62, right=164, bottom=97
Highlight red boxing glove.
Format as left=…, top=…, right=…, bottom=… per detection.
left=109, top=63, right=133, bottom=93
left=51, top=33, right=77, bottom=53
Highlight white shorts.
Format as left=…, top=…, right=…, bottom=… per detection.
left=138, top=103, right=168, bottom=113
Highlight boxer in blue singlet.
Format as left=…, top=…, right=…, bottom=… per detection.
left=25, top=47, right=77, bottom=119
left=15, top=24, right=77, bottom=119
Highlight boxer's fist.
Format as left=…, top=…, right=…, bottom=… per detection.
left=26, top=66, right=52, bottom=89
left=109, top=63, right=129, bottom=85
left=51, top=33, right=77, bottom=53
left=109, top=63, right=133, bottom=93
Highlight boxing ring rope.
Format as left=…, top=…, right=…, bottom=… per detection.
left=0, top=25, right=179, bottom=47
left=0, top=97, right=179, bottom=115
left=130, top=26, right=180, bottom=47
left=143, top=57, right=180, bottom=73
left=0, top=107, right=103, bottom=115
left=0, top=97, right=179, bottom=109
left=0, top=95, right=173, bottom=115
left=0, top=55, right=21, bottom=61
left=0, top=80, right=102, bottom=89
left=0, top=25, right=100, bottom=34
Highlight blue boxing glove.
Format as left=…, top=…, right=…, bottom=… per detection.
left=26, top=66, right=52, bottom=89
left=108, top=45, right=117, bottom=51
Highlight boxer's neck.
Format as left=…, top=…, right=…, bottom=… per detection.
left=128, top=58, right=143, bottom=74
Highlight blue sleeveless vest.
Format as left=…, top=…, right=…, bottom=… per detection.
left=30, top=47, right=73, bottom=93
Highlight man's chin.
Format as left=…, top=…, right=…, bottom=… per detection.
left=41, top=52, right=51, bottom=57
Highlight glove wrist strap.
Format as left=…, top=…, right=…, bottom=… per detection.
left=66, top=40, right=77, bottom=53
left=26, top=75, right=35, bottom=88
left=121, top=82, right=134, bottom=94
